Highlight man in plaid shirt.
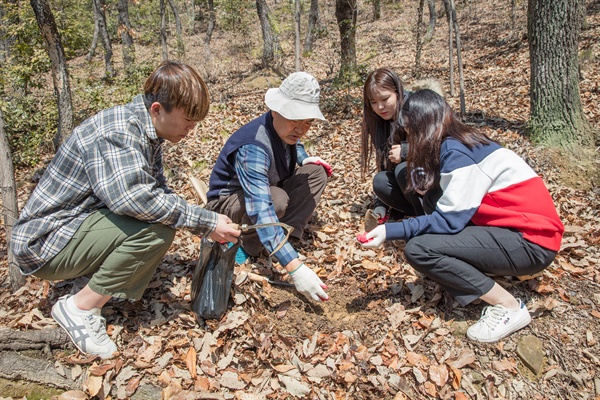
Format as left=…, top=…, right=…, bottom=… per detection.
left=206, top=72, right=331, bottom=303
left=10, top=61, right=240, bottom=359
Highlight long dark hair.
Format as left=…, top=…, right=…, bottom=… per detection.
left=360, top=68, right=405, bottom=178
left=402, top=89, right=490, bottom=193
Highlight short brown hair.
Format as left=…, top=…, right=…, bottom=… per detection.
left=143, top=61, right=210, bottom=121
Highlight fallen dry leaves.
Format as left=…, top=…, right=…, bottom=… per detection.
left=1, top=0, right=600, bottom=399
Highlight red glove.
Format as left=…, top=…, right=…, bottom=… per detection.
left=302, top=156, right=332, bottom=177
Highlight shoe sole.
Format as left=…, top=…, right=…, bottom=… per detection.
left=467, top=315, right=532, bottom=343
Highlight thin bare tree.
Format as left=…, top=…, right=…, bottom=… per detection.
left=0, top=109, right=24, bottom=291
left=30, top=0, right=74, bottom=148
left=117, top=0, right=135, bottom=70
left=160, top=0, right=168, bottom=59
left=372, top=0, right=380, bottom=21
left=450, top=0, right=465, bottom=115
left=205, top=0, right=216, bottom=45
left=304, top=0, right=320, bottom=53
left=294, top=0, right=301, bottom=71
left=91, top=0, right=115, bottom=78
left=415, top=0, right=425, bottom=78
left=167, top=0, right=184, bottom=55
left=335, top=0, right=358, bottom=81
left=256, top=0, right=282, bottom=68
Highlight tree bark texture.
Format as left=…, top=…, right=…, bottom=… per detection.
left=0, top=4, right=7, bottom=65
left=205, top=0, right=215, bottom=45
left=117, top=0, right=135, bottom=69
left=167, top=0, right=185, bottom=54
left=91, top=0, right=115, bottom=78
left=450, top=0, right=466, bottom=116
left=0, top=328, right=69, bottom=351
left=527, top=0, right=595, bottom=147
left=372, top=0, right=381, bottom=21
left=29, top=0, right=74, bottom=149
left=0, top=351, right=79, bottom=390
left=443, top=0, right=455, bottom=96
left=423, top=0, right=436, bottom=44
left=0, top=109, right=24, bottom=291
left=256, top=0, right=281, bottom=68
left=415, top=0, right=425, bottom=78
left=160, top=0, right=168, bottom=60
left=303, top=0, right=320, bottom=52
left=294, top=0, right=301, bottom=71
left=86, top=16, right=99, bottom=62
left=335, top=0, right=358, bottom=80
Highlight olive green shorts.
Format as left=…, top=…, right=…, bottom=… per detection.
left=35, top=208, right=176, bottom=300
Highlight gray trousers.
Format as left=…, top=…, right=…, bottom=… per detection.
left=206, top=164, right=327, bottom=257
left=404, top=226, right=557, bottom=306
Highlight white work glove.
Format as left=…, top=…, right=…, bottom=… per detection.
left=302, top=156, right=333, bottom=177
left=360, top=225, right=386, bottom=248
left=288, top=264, right=329, bottom=302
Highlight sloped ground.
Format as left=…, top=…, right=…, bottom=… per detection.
left=1, top=0, right=599, bottom=399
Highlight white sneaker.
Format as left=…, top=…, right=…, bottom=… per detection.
left=51, top=295, right=117, bottom=359
left=467, top=299, right=531, bottom=343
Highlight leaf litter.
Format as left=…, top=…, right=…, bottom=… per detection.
left=1, top=0, right=600, bottom=399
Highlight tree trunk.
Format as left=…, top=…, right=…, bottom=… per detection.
left=29, top=0, right=74, bottom=149
left=304, top=0, right=320, bottom=53
left=0, top=109, right=24, bottom=291
left=160, top=0, right=168, bottom=60
left=205, top=0, right=215, bottom=45
left=117, top=0, right=135, bottom=70
left=256, top=0, right=281, bottom=68
left=423, top=0, right=436, bottom=44
left=449, top=0, right=465, bottom=115
left=335, top=0, right=358, bottom=82
left=294, top=0, right=301, bottom=71
left=86, top=15, right=99, bottom=62
left=443, top=0, right=455, bottom=96
left=167, top=0, right=185, bottom=55
left=0, top=4, right=7, bottom=65
left=372, top=0, right=380, bottom=21
left=415, top=0, right=425, bottom=78
left=187, top=0, right=195, bottom=34
left=91, top=0, right=115, bottom=78
left=527, top=0, right=595, bottom=147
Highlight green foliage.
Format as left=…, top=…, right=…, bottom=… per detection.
left=217, top=0, right=254, bottom=33
left=72, top=61, right=155, bottom=125
left=0, top=92, right=57, bottom=167
left=51, top=0, right=94, bottom=57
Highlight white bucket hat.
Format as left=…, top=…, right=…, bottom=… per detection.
left=264, top=72, right=326, bottom=121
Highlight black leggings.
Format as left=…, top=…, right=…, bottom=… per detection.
left=373, top=162, right=442, bottom=217
left=404, top=226, right=557, bottom=306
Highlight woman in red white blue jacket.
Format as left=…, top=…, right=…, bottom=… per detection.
left=359, top=89, right=564, bottom=343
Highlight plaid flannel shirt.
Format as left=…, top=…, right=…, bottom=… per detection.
left=235, top=144, right=308, bottom=266
left=11, top=95, right=217, bottom=275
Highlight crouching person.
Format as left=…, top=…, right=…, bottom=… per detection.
left=10, top=61, right=240, bottom=359
left=206, top=72, right=331, bottom=302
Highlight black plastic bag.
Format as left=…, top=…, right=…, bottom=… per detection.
left=191, top=238, right=240, bottom=322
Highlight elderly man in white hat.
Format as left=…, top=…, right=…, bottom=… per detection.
left=206, top=72, right=331, bottom=302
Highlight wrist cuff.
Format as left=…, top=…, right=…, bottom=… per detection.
left=288, top=263, right=304, bottom=275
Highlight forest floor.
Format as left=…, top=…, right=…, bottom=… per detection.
left=1, top=0, right=600, bottom=399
